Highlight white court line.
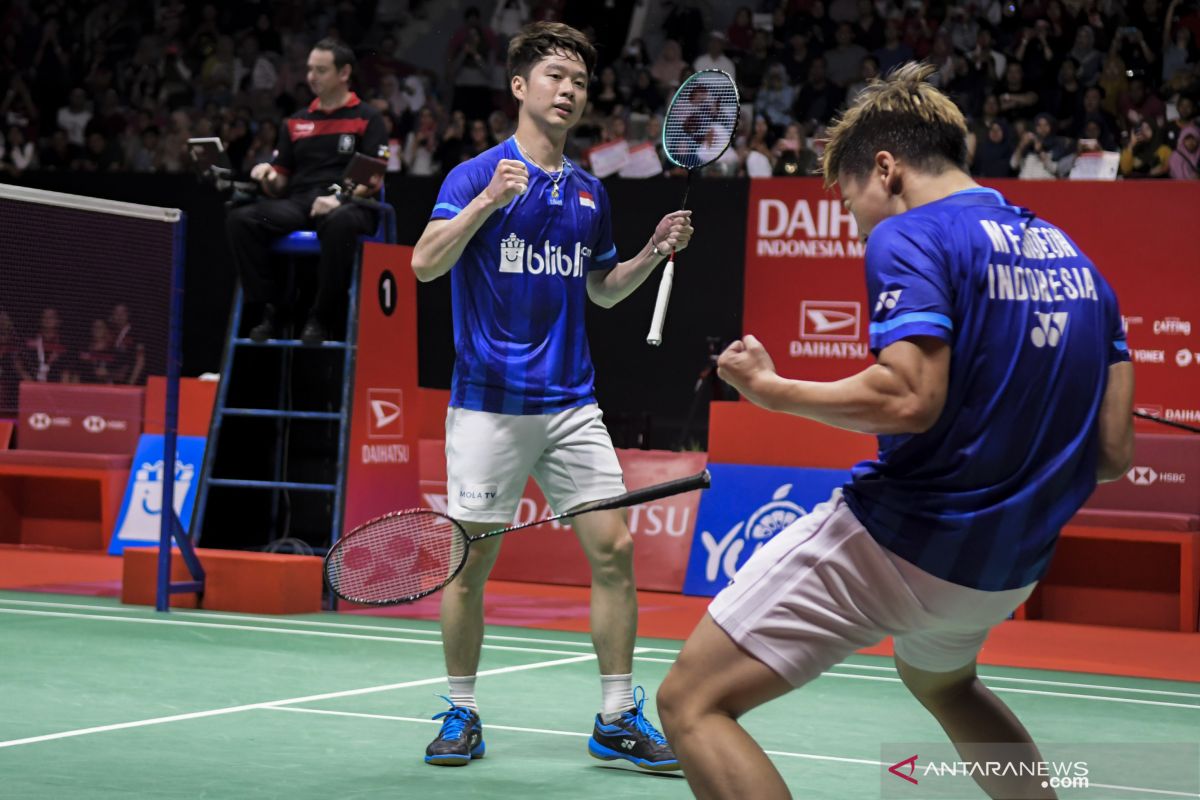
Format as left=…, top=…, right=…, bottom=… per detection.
left=0, top=597, right=598, bottom=650
left=836, top=662, right=1200, bottom=699
left=264, top=707, right=1200, bottom=797
left=3, top=601, right=1197, bottom=709
left=630, top=658, right=1200, bottom=710
left=0, top=653, right=595, bottom=750
left=0, top=608, right=584, bottom=658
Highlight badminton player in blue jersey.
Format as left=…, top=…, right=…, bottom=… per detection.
left=657, top=63, right=1134, bottom=800
left=410, top=22, right=692, bottom=771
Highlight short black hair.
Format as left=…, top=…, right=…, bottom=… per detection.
left=507, top=21, right=597, bottom=82
left=312, top=38, right=356, bottom=74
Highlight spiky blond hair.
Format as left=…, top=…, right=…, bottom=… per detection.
left=821, top=62, right=968, bottom=188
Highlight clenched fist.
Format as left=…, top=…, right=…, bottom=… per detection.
left=482, top=159, right=529, bottom=209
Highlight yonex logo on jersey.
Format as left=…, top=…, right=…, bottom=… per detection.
left=1030, top=312, right=1068, bottom=348
left=497, top=232, right=588, bottom=277
left=874, top=290, right=902, bottom=314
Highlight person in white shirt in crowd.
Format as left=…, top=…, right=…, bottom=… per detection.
left=693, top=31, right=737, bottom=82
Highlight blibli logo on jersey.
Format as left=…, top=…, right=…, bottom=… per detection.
left=498, top=232, right=588, bottom=277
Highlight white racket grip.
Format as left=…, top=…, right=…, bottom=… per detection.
left=646, top=257, right=675, bottom=346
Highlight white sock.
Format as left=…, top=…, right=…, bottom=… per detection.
left=447, top=675, right=477, bottom=711
left=600, top=673, right=635, bottom=723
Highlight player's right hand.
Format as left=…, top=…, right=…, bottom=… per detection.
left=250, top=162, right=278, bottom=184
left=482, top=159, right=529, bottom=209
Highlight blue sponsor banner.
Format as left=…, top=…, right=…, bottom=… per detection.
left=108, top=434, right=206, bottom=555
left=682, top=463, right=851, bottom=597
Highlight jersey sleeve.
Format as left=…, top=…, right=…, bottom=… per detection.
left=864, top=220, right=955, bottom=352
left=430, top=160, right=486, bottom=221
left=360, top=111, right=389, bottom=161
left=589, top=181, right=618, bottom=272
left=1102, top=282, right=1131, bottom=365
left=271, top=117, right=295, bottom=175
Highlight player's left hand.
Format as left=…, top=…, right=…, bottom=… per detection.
left=717, top=335, right=779, bottom=407
left=652, top=210, right=694, bottom=255
left=310, top=194, right=341, bottom=217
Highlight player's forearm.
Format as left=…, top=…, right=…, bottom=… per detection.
left=587, top=239, right=664, bottom=308
left=411, top=197, right=497, bottom=282
left=745, top=365, right=942, bottom=435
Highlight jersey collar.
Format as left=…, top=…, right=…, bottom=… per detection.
left=309, top=92, right=361, bottom=114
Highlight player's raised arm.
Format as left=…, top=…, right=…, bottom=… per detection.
left=716, top=334, right=950, bottom=435
left=586, top=210, right=693, bottom=308
left=411, top=158, right=529, bottom=282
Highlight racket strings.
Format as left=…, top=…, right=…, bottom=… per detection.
left=326, top=511, right=467, bottom=603
left=663, top=71, right=740, bottom=170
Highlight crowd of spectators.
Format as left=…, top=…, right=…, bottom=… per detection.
left=0, top=0, right=1197, bottom=181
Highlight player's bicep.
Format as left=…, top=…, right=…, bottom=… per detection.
left=874, top=336, right=951, bottom=430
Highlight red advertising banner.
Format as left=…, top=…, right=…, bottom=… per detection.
left=343, top=243, right=421, bottom=531
left=743, top=178, right=1200, bottom=433
left=418, top=439, right=706, bottom=592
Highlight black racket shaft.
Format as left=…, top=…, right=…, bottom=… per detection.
left=473, top=468, right=712, bottom=543
left=1133, top=409, right=1200, bottom=433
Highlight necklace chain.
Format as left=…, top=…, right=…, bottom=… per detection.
left=513, top=136, right=567, bottom=197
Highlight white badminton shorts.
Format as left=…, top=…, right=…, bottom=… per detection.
left=445, top=403, right=626, bottom=524
left=709, top=489, right=1036, bottom=685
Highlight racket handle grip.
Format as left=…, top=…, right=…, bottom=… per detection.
left=646, top=255, right=675, bottom=346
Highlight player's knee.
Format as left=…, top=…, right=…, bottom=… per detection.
left=656, top=669, right=689, bottom=727
left=449, top=536, right=501, bottom=592
left=897, top=659, right=977, bottom=710
left=588, top=530, right=634, bottom=583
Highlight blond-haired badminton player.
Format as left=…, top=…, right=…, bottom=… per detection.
left=657, top=63, right=1134, bottom=800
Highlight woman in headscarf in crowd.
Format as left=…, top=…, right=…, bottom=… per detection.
left=1120, top=117, right=1173, bottom=178
left=1168, top=122, right=1200, bottom=179
left=972, top=118, right=1016, bottom=177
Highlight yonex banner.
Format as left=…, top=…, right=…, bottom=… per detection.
left=108, top=434, right=206, bottom=555
left=682, top=462, right=850, bottom=597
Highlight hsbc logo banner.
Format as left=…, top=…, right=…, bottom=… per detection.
left=1127, top=465, right=1186, bottom=486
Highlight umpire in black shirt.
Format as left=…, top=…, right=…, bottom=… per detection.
left=227, top=38, right=387, bottom=345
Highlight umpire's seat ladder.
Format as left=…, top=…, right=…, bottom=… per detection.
left=191, top=193, right=396, bottom=551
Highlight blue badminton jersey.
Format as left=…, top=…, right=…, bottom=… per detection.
left=430, top=138, right=619, bottom=414
left=842, top=188, right=1129, bottom=591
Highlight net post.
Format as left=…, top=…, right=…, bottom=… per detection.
left=157, top=213, right=206, bottom=611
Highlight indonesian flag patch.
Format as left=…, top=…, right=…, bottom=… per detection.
left=578, top=190, right=595, bottom=210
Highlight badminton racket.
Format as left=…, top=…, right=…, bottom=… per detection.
left=647, top=69, right=740, bottom=346
left=325, top=469, right=712, bottom=606
left=1133, top=409, right=1200, bottom=433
